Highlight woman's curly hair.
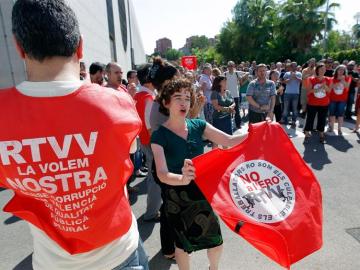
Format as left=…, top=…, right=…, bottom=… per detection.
left=158, top=78, right=195, bottom=116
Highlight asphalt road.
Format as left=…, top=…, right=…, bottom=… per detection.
left=1, top=119, right=359, bottom=270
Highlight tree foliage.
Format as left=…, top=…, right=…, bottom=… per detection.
left=189, top=35, right=210, bottom=50
left=164, top=48, right=183, bottom=61
left=217, top=0, right=339, bottom=64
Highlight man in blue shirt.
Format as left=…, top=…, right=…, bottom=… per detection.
left=246, top=64, right=276, bottom=123
left=282, top=62, right=302, bottom=127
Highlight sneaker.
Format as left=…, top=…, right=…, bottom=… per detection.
left=319, top=136, right=325, bottom=144
left=135, top=170, right=147, bottom=177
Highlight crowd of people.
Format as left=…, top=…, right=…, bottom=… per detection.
left=81, top=56, right=360, bottom=145
left=2, top=1, right=360, bottom=270
left=76, top=56, right=360, bottom=269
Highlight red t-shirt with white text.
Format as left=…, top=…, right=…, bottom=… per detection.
left=0, top=84, right=141, bottom=254
left=329, top=76, right=351, bottom=102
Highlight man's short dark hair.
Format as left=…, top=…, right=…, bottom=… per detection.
left=137, top=64, right=152, bottom=85
left=127, top=70, right=137, bottom=79
left=12, top=0, right=81, bottom=61
left=89, top=62, right=105, bottom=75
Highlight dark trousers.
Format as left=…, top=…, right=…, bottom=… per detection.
left=234, top=97, right=241, bottom=127
left=159, top=203, right=175, bottom=255
left=249, top=109, right=266, bottom=124
left=345, top=91, right=355, bottom=119
left=274, top=104, right=283, bottom=122
left=152, top=161, right=175, bottom=255
left=304, top=105, right=328, bottom=132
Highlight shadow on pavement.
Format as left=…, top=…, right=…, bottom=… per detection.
left=137, top=216, right=156, bottom=243
left=13, top=253, right=33, bottom=270
left=325, top=134, right=353, bottom=152
left=149, top=249, right=175, bottom=270
left=303, top=136, right=331, bottom=170
left=129, top=178, right=147, bottom=205
left=4, top=215, right=22, bottom=225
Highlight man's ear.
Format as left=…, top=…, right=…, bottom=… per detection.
left=76, top=36, right=83, bottom=60
left=13, top=36, right=25, bottom=59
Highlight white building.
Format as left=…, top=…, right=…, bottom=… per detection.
left=0, top=0, right=146, bottom=88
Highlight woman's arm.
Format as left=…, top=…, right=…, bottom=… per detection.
left=188, top=93, right=206, bottom=119
left=151, top=143, right=194, bottom=186
left=203, top=123, right=247, bottom=148
left=211, top=98, right=232, bottom=113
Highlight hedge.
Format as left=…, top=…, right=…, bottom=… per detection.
left=327, top=48, right=360, bottom=63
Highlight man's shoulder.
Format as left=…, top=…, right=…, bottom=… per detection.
left=0, top=87, right=16, bottom=96
left=266, top=79, right=275, bottom=85
left=84, top=84, right=134, bottom=105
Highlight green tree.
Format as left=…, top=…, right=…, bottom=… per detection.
left=352, top=24, right=360, bottom=41
left=216, top=0, right=342, bottom=63
left=279, top=0, right=339, bottom=55
left=190, top=35, right=210, bottom=50
left=217, top=0, right=278, bottom=62
left=326, top=30, right=353, bottom=52
left=164, top=48, right=182, bottom=61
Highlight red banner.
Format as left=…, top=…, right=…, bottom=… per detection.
left=181, top=56, right=197, bottom=70
left=192, top=122, right=322, bottom=269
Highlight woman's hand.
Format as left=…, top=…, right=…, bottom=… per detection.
left=181, top=159, right=196, bottom=185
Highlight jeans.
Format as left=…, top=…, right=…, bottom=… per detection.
left=204, top=103, right=214, bottom=124
left=282, top=94, right=299, bottom=123
left=329, top=101, right=346, bottom=117
left=345, top=91, right=355, bottom=118
left=112, top=240, right=149, bottom=270
left=141, top=144, right=162, bottom=220
left=233, top=97, right=242, bottom=127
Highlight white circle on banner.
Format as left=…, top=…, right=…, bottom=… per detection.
left=229, top=160, right=296, bottom=223
left=314, top=84, right=326, bottom=98
left=334, top=83, right=344, bottom=95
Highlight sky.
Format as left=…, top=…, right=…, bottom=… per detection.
left=132, top=0, right=360, bottom=54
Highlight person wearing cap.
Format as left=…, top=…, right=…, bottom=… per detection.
left=345, top=61, right=359, bottom=120
left=89, top=62, right=105, bottom=85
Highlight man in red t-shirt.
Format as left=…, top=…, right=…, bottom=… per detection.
left=0, top=1, right=148, bottom=269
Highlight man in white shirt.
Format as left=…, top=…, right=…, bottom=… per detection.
left=224, top=61, right=243, bottom=128
left=2, top=1, right=148, bottom=269
left=199, top=63, right=214, bottom=124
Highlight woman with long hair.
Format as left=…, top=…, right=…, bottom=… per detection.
left=328, top=65, right=351, bottom=135
left=210, top=76, right=235, bottom=144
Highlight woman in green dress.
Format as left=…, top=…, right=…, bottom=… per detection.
left=151, top=78, right=247, bottom=270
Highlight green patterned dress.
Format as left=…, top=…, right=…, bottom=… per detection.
left=151, top=118, right=223, bottom=253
